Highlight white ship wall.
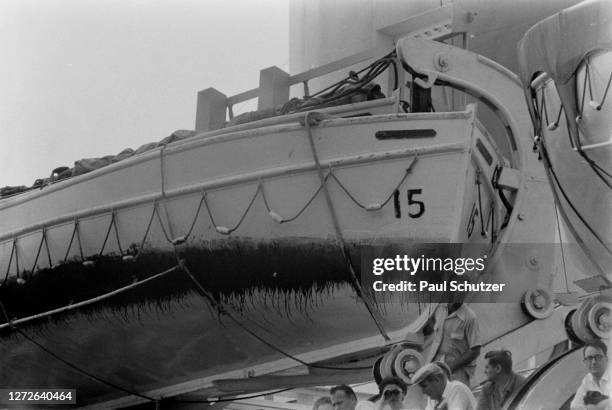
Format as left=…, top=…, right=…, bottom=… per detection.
left=290, top=0, right=583, bottom=75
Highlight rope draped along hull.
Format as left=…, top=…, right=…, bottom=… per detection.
left=0, top=108, right=505, bottom=404
left=518, top=0, right=612, bottom=274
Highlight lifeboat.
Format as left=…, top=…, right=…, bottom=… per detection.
left=518, top=0, right=612, bottom=275
left=0, top=35, right=556, bottom=407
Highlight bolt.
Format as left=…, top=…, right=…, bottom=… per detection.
left=597, top=311, right=611, bottom=330
left=518, top=213, right=525, bottom=221
left=529, top=257, right=538, bottom=266
left=434, top=53, right=450, bottom=72
left=532, top=293, right=546, bottom=309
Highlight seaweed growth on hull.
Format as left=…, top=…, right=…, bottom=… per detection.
left=0, top=239, right=356, bottom=336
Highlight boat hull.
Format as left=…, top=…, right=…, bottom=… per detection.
left=0, top=108, right=506, bottom=405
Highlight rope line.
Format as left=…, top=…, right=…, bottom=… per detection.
left=476, top=171, right=486, bottom=237
left=203, top=185, right=261, bottom=235
left=183, top=192, right=207, bottom=240
left=531, top=76, right=612, bottom=187
left=139, top=204, right=158, bottom=253
left=76, top=221, right=85, bottom=261
left=112, top=213, right=124, bottom=256
left=98, top=212, right=116, bottom=256
left=31, top=228, right=52, bottom=272
left=0, top=298, right=157, bottom=402
left=553, top=204, right=571, bottom=294
left=2, top=239, right=16, bottom=286
left=221, top=309, right=373, bottom=371
left=174, top=256, right=220, bottom=311
left=538, top=88, right=549, bottom=126
left=43, top=229, right=52, bottom=267
left=15, top=239, right=19, bottom=276
left=579, top=62, right=590, bottom=116
left=175, top=254, right=372, bottom=371
left=154, top=205, right=174, bottom=244
left=549, top=104, right=563, bottom=130
left=484, top=201, right=497, bottom=243
left=0, top=266, right=179, bottom=330
left=303, top=111, right=389, bottom=341
left=261, top=174, right=331, bottom=223
left=598, top=70, right=612, bottom=109
left=540, top=141, right=612, bottom=255
left=586, top=61, right=594, bottom=107
left=329, top=156, right=418, bottom=211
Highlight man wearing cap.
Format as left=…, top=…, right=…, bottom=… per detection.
left=570, top=340, right=611, bottom=410
left=427, top=302, right=481, bottom=387
left=476, top=350, right=526, bottom=410
left=413, top=363, right=476, bottom=410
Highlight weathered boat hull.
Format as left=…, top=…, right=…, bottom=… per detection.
left=0, top=107, right=507, bottom=404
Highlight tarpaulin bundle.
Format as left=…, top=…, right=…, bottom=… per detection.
left=0, top=129, right=196, bottom=199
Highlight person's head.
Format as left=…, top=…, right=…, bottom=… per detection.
left=582, top=340, right=608, bottom=379
left=378, top=377, right=408, bottom=410
left=313, top=396, right=333, bottom=410
left=330, top=385, right=357, bottom=410
left=484, top=350, right=513, bottom=381
left=412, top=363, right=448, bottom=402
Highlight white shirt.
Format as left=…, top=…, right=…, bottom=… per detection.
left=570, top=370, right=612, bottom=410
left=425, top=380, right=476, bottom=410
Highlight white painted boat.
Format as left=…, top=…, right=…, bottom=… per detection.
left=0, top=32, right=556, bottom=408
left=518, top=0, right=612, bottom=275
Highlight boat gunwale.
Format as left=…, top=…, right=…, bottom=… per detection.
left=0, top=141, right=468, bottom=245
left=0, top=110, right=473, bottom=213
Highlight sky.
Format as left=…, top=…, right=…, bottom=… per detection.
left=0, top=0, right=289, bottom=188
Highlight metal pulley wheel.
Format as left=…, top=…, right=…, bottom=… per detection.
left=372, top=357, right=383, bottom=385
left=379, top=343, right=423, bottom=382
left=587, top=301, right=612, bottom=339
left=564, top=309, right=584, bottom=344
left=380, top=344, right=402, bottom=379
left=521, top=288, right=554, bottom=319
left=570, top=297, right=597, bottom=343
left=393, top=348, right=424, bottom=385
left=565, top=295, right=612, bottom=342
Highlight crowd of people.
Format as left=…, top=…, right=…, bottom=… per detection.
left=310, top=303, right=610, bottom=410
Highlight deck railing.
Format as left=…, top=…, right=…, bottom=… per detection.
left=194, top=46, right=397, bottom=133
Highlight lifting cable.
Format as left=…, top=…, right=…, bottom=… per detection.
left=173, top=248, right=373, bottom=371
left=553, top=203, right=571, bottom=294
left=303, top=111, right=389, bottom=341
left=539, top=140, right=612, bottom=256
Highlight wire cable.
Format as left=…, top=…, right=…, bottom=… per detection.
left=540, top=141, right=612, bottom=255
left=0, top=298, right=156, bottom=402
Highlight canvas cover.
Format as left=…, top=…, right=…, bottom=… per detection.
left=518, top=0, right=611, bottom=123
left=518, top=0, right=611, bottom=85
